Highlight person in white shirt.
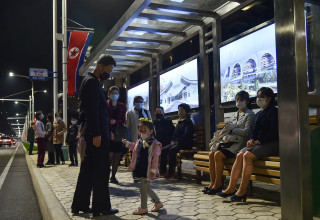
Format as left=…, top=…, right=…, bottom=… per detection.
left=35, top=111, right=47, bottom=168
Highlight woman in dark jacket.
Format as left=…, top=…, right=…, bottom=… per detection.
left=107, top=86, right=126, bottom=184
left=160, top=103, right=194, bottom=179
left=218, top=87, right=279, bottom=202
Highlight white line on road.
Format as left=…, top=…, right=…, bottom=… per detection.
left=0, top=145, right=19, bottom=191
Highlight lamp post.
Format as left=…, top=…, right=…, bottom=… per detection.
left=33, top=90, right=47, bottom=118
left=15, top=99, right=31, bottom=127
left=9, top=72, right=34, bottom=124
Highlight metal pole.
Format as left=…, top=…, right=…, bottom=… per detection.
left=199, top=26, right=211, bottom=148
left=62, top=0, right=68, bottom=126
left=53, top=0, right=58, bottom=119
left=29, top=95, right=32, bottom=126
left=31, top=80, right=34, bottom=123
left=212, top=18, right=224, bottom=129
left=274, top=0, right=313, bottom=219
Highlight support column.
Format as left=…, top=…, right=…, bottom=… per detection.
left=212, top=19, right=224, bottom=130
left=274, top=0, right=313, bottom=219
left=199, top=26, right=211, bottom=148
left=53, top=0, right=58, bottom=119
left=62, top=0, right=68, bottom=126
left=149, top=57, right=157, bottom=117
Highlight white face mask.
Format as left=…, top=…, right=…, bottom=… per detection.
left=140, top=133, right=150, bottom=140
left=256, top=98, right=268, bottom=108
left=236, top=100, right=246, bottom=110
left=56, top=117, right=61, bottom=121
left=71, top=120, right=77, bottom=125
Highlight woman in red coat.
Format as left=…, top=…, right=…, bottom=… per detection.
left=107, top=86, right=126, bottom=184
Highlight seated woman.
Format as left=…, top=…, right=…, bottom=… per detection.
left=160, top=103, right=194, bottom=179
left=218, top=87, right=279, bottom=202
left=203, top=91, right=255, bottom=195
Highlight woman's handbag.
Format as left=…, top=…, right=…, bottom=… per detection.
left=113, top=126, right=129, bottom=142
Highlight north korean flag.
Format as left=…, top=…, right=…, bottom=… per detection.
left=67, top=31, right=93, bottom=96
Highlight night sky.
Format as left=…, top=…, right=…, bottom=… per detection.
left=0, top=0, right=134, bottom=135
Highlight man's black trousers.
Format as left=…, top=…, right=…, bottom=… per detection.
left=71, top=139, right=111, bottom=212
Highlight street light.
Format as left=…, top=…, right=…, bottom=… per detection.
left=9, top=72, right=34, bottom=124
left=15, top=101, right=30, bottom=127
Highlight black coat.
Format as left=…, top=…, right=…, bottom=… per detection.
left=154, top=116, right=175, bottom=147
left=173, top=117, right=194, bottom=149
left=27, top=127, right=34, bottom=142
left=251, top=105, right=279, bottom=144
left=79, top=73, right=110, bottom=142
left=66, top=124, right=79, bottom=145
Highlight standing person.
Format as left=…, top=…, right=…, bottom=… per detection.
left=53, top=112, right=67, bottom=165
left=126, top=96, right=152, bottom=142
left=107, top=86, right=126, bottom=184
left=122, top=118, right=163, bottom=215
left=71, top=55, right=119, bottom=216
left=153, top=106, right=175, bottom=147
left=27, top=122, right=35, bottom=155
left=160, top=103, right=194, bottom=179
left=202, top=91, right=255, bottom=195
left=66, top=115, right=79, bottom=167
left=35, top=111, right=47, bottom=168
left=45, top=114, right=55, bottom=165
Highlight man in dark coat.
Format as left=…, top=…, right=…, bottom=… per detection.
left=27, top=122, right=35, bottom=155
left=71, top=55, right=119, bottom=217
left=153, top=106, right=175, bottom=147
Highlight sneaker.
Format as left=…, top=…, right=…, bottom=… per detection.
left=110, top=177, right=119, bottom=184
left=151, top=202, right=163, bottom=212
left=133, top=207, right=148, bottom=215
left=69, top=163, right=75, bottom=167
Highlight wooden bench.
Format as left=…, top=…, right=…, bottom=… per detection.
left=193, top=152, right=280, bottom=187
left=193, top=116, right=319, bottom=192
left=176, top=125, right=205, bottom=179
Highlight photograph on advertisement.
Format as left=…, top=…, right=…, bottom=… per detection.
left=160, top=59, right=199, bottom=113
left=220, top=23, right=277, bottom=103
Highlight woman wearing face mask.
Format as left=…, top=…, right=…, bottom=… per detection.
left=35, top=111, right=47, bottom=168
left=107, top=86, right=126, bottom=184
left=203, top=91, right=255, bottom=195
left=126, top=96, right=152, bottom=143
left=160, top=103, right=194, bottom=179
left=219, top=87, right=279, bottom=202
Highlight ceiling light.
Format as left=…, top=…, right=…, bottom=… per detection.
left=242, top=1, right=262, bottom=11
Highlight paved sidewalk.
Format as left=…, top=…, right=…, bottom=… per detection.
left=28, top=153, right=281, bottom=220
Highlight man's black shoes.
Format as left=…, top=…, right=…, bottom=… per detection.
left=92, top=209, right=119, bottom=216
left=71, top=208, right=92, bottom=214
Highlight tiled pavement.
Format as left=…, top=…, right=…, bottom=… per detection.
left=29, top=154, right=281, bottom=220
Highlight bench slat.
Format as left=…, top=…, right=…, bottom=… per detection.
left=193, top=160, right=210, bottom=166
left=194, top=166, right=210, bottom=172
left=194, top=154, right=209, bottom=160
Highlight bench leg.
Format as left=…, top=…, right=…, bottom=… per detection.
left=247, top=180, right=253, bottom=197
left=177, top=153, right=182, bottom=179
left=196, top=170, right=202, bottom=184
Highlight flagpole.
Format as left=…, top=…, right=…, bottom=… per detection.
left=62, top=0, right=68, bottom=128
left=53, top=0, right=58, bottom=120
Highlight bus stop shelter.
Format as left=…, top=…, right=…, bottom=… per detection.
left=79, top=0, right=320, bottom=219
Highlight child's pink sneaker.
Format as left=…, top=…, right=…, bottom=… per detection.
left=133, top=207, right=148, bottom=215
left=151, top=202, right=163, bottom=212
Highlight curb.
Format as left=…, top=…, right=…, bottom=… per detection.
left=23, top=143, right=71, bottom=220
